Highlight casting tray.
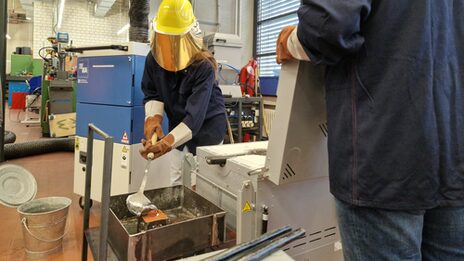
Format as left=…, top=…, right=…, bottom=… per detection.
left=108, top=185, right=226, bottom=261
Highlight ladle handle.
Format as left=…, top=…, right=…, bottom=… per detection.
left=147, top=133, right=158, bottom=160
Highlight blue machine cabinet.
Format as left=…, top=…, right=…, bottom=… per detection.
left=74, top=43, right=171, bottom=201
left=77, top=55, right=146, bottom=107
left=76, top=54, right=146, bottom=144
left=76, top=53, right=168, bottom=143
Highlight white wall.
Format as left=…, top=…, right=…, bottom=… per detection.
left=194, top=0, right=254, bottom=66
left=6, top=22, right=34, bottom=74
left=21, top=0, right=253, bottom=67
left=149, top=0, right=254, bottom=67
left=33, top=0, right=129, bottom=58
left=6, top=0, right=34, bottom=73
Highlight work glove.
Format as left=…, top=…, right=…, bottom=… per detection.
left=276, top=26, right=296, bottom=64
left=144, top=115, right=164, bottom=142
left=140, top=134, right=175, bottom=160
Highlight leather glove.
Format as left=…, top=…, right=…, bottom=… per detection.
left=144, top=115, right=164, bottom=142
left=276, top=26, right=296, bottom=64
left=140, top=134, right=174, bottom=160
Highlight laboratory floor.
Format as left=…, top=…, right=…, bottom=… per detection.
left=1, top=106, right=99, bottom=261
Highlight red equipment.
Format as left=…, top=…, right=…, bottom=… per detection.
left=239, top=59, right=259, bottom=96
left=11, top=92, right=27, bottom=110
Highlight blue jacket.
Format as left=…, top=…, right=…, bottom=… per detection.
left=142, top=52, right=226, bottom=154
left=297, top=0, right=464, bottom=209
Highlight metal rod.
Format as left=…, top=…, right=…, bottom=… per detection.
left=238, top=99, right=242, bottom=142
left=66, top=45, right=128, bottom=53
left=206, top=226, right=292, bottom=261
left=98, top=135, right=114, bottom=261
left=234, top=0, right=240, bottom=36
left=82, top=126, right=94, bottom=261
left=252, top=0, right=257, bottom=58
left=82, top=124, right=113, bottom=261
left=89, top=123, right=112, bottom=139
left=242, top=228, right=306, bottom=261
left=0, top=0, right=7, bottom=162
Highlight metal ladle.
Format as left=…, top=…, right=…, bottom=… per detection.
left=126, top=133, right=158, bottom=217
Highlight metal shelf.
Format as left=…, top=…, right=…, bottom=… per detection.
left=225, top=97, right=263, bottom=143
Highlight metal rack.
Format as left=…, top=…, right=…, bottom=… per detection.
left=81, top=123, right=116, bottom=261
left=224, top=97, right=263, bottom=143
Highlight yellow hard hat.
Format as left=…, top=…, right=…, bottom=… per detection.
left=154, top=0, right=196, bottom=36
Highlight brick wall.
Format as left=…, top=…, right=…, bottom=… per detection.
left=31, top=0, right=252, bottom=66
left=33, top=0, right=129, bottom=58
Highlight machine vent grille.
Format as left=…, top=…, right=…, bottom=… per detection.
left=305, top=226, right=338, bottom=246
left=319, top=122, right=328, bottom=137
left=293, top=242, right=307, bottom=249
left=284, top=228, right=338, bottom=253
left=324, top=226, right=337, bottom=238
left=282, top=163, right=297, bottom=180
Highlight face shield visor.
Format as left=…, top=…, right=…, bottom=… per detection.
left=153, top=21, right=203, bottom=72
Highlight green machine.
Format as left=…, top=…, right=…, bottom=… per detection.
left=10, top=54, right=43, bottom=76
left=38, top=32, right=77, bottom=136
left=40, top=80, right=76, bottom=136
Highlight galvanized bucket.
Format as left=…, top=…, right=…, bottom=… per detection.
left=17, top=197, right=71, bottom=259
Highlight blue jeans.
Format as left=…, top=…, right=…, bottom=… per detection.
left=336, top=199, right=464, bottom=261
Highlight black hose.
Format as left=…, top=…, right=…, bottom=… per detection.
left=4, top=131, right=16, bottom=144
left=4, top=138, right=74, bottom=160
left=129, top=0, right=149, bottom=43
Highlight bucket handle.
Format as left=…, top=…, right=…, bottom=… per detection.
left=21, top=217, right=68, bottom=243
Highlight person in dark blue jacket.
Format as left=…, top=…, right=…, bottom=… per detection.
left=140, top=0, right=225, bottom=186
left=277, top=1, right=464, bottom=260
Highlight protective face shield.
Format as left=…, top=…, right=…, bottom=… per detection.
left=153, top=21, right=204, bottom=72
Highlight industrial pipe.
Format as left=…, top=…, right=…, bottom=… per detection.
left=4, top=138, right=74, bottom=160
left=129, top=0, right=149, bottom=43
left=4, top=131, right=16, bottom=144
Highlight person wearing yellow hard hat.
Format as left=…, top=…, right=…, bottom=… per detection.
left=140, top=0, right=226, bottom=186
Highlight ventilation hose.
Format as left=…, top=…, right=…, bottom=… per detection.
left=129, top=0, right=149, bottom=43
left=4, top=138, right=74, bottom=160
left=4, top=131, right=16, bottom=144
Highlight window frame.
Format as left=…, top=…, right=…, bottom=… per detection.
left=253, top=0, right=298, bottom=78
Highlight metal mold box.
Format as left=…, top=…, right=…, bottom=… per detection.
left=108, top=186, right=226, bottom=261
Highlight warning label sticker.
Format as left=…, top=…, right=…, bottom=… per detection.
left=121, top=146, right=129, bottom=169
left=77, top=59, right=89, bottom=85
left=121, top=131, right=129, bottom=144
left=242, top=201, right=252, bottom=213
left=75, top=137, right=80, bottom=150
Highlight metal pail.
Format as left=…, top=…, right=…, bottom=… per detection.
left=17, top=197, right=71, bottom=259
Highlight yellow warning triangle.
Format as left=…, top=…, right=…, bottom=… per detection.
left=242, top=201, right=252, bottom=213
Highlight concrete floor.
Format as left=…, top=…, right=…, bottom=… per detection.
left=1, top=107, right=99, bottom=261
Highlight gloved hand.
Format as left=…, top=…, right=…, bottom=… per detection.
left=140, top=134, right=174, bottom=160
left=276, top=26, right=296, bottom=64
left=144, top=115, right=164, bottom=142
